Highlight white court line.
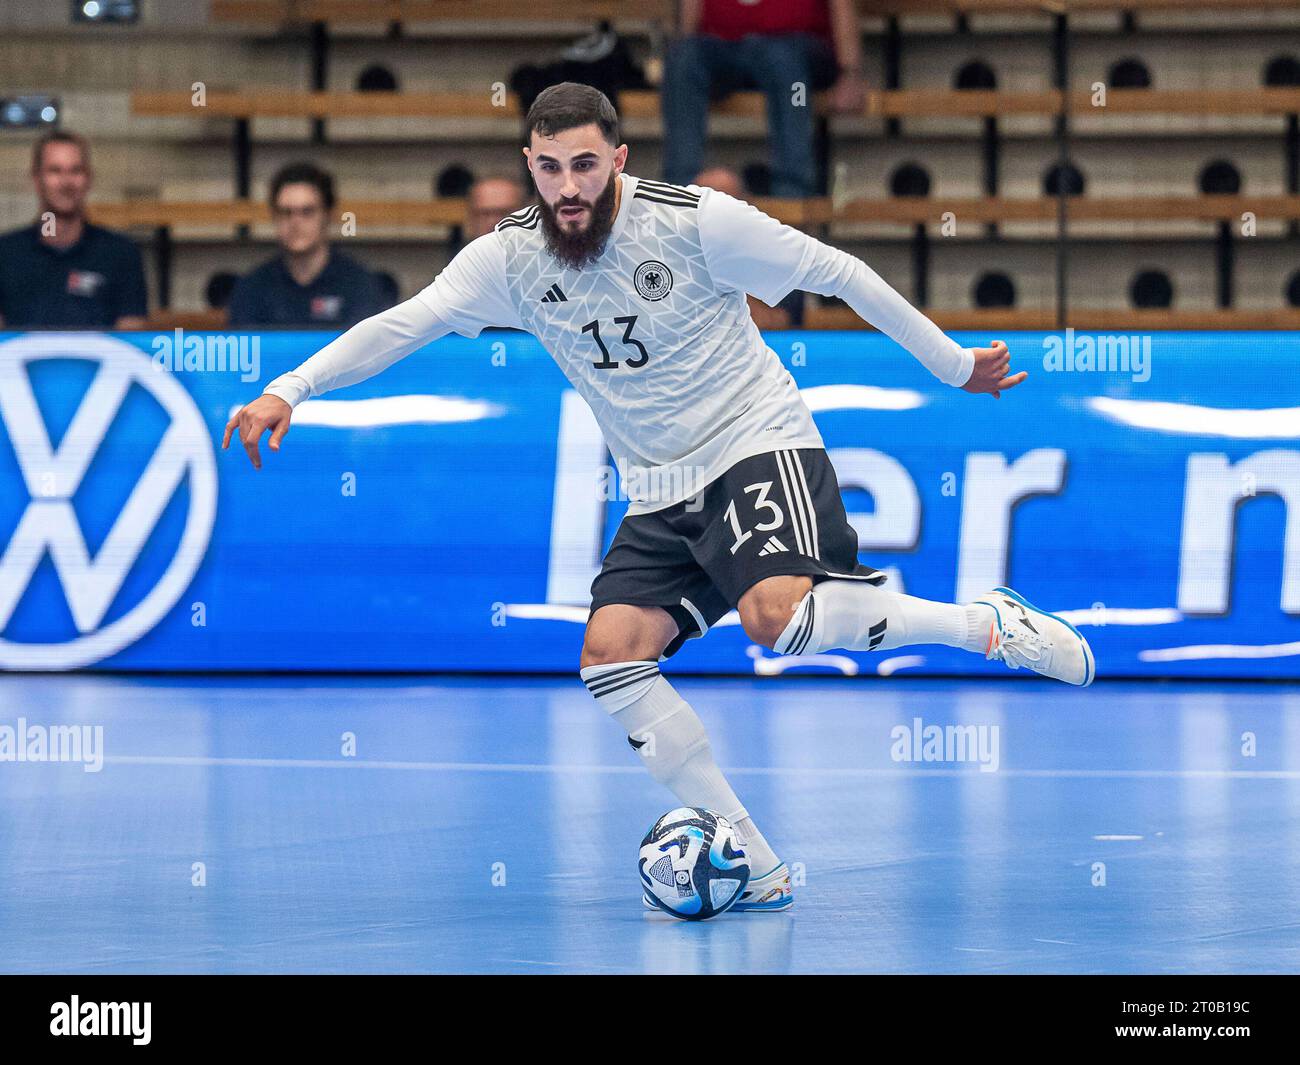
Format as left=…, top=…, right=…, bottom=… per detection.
left=100, top=755, right=1300, bottom=779
left=1093, top=834, right=1144, bottom=841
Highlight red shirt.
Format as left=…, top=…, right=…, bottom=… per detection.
left=699, top=0, right=832, bottom=46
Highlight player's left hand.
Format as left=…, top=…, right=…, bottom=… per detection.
left=962, top=340, right=1027, bottom=399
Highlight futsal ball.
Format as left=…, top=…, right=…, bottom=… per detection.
left=638, top=807, right=750, bottom=920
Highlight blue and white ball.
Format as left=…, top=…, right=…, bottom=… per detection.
left=638, top=807, right=750, bottom=920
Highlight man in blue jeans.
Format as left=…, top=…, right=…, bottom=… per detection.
left=661, top=0, right=867, bottom=198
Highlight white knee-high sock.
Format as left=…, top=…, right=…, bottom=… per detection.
left=774, top=580, right=995, bottom=656
left=581, top=661, right=782, bottom=876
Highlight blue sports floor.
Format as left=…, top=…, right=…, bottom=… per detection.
left=1, top=674, right=1298, bottom=974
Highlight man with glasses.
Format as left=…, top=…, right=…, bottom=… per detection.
left=228, top=162, right=383, bottom=328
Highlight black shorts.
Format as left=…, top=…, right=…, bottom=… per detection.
left=589, top=447, right=885, bottom=657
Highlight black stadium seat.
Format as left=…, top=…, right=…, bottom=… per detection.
left=205, top=270, right=239, bottom=310
left=890, top=162, right=931, bottom=198
left=356, top=64, right=399, bottom=93
left=973, top=271, right=1016, bottom=309
left=954, top=60, right=997, bottom=91
left=1109, top=57, right=1152, bottom=89
left=1131, top=269, right=1174, bottom=309
left=1199, top=159, right=1242, bottom=196
left=1264, top=54, right=1300, bottom=87
left=1043, top=162, right=1085, bottom=198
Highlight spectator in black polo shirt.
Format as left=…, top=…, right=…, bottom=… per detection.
left=228, top=163, right=383, bottom=328
left=0, top=131, right=148, bottom=329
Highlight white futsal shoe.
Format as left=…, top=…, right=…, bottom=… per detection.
left=973, top=586, right=1095, bottom=687
left=729, top=861, right=793, bottom=912
left=642, top=861, right=794, bottom=914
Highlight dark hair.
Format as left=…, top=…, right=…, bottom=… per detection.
left=269, top=162, right=336, bottom=211
left=32, top=130, right=90, bottom=173
left=524, top=82, right=620, bottom=147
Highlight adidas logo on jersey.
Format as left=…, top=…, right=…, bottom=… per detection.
left=757, top=536, right=789, bottom=557
left=540, top=283, right=568, bottom=303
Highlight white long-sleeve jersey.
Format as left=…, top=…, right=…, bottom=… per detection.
left=262, top=173, right=974, bottom=515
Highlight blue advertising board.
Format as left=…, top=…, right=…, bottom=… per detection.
left=0, top=328, right=1297, bottom=676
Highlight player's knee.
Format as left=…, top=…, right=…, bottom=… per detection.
left=739, top=577, right=814, bottom=649
left=579, top=633, right=631, bottom=671
left=738, top=599, right=796, bottom=649
left=579, top=606, right=670, bottom=670
left=740, top=606, right=793, bottom=649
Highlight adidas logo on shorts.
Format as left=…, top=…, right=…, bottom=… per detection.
left=757, top=536, right=789, bottom=557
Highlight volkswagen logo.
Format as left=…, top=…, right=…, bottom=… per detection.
left=0, top=334, right=217, bottom=670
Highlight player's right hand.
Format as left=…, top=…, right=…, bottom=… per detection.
left=222, top=394, right=292, bottom=470
left=961, top=339, right=1027, bottom=399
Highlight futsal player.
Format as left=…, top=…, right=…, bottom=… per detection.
left=224, top=83, right=1094, bottom=913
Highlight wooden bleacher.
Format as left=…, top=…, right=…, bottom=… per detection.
left=820, top=196, right=1300, bottom=225
left=90, top=199, right=464, bottom=229
left=107, top=189, right=1300, bottom=329
left=209, top=0, right=1300, bottom=25
left=146, top=309, right=230, bottom=330
left=144, top=306, right=1300, bottom=333
left=91, top=195, right=1300, bottom=232
left=131, top=87, right=1300, bottom=122
left=210, top=0, right=674, bottom=23
left=804, top=306, right=1300, bottom=331
left=110, top=0, right=1299, bottom=325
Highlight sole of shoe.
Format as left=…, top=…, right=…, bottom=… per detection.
left=729, top=896, right=794, bottom=913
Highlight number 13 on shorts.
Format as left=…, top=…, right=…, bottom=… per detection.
left=723, top=481, right=784, bottom=555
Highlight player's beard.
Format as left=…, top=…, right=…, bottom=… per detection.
left=537, top=171, right=618, bottom=271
